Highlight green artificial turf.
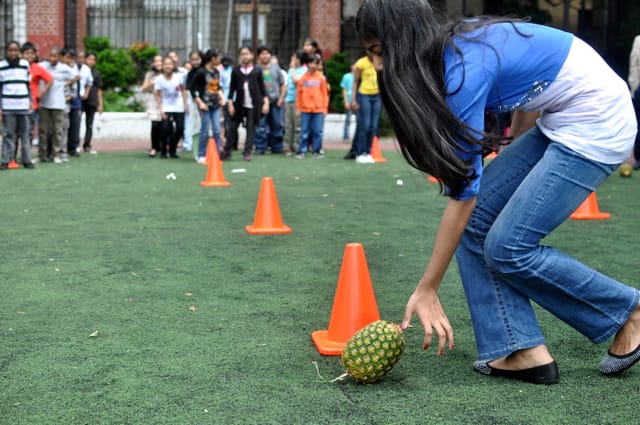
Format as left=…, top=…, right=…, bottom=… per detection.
left=1, top=149, right=639, bottom=424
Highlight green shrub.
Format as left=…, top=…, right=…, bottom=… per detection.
left=324, top=52, right=351, bottom=113
left=102, top=90, right=145, bottom=112
left=128, top=41, right=160, bottom=83
left=83, top=36, right=155, bottom=92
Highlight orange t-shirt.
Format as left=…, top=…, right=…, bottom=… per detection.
left=295, top=70, right=328, bottom=113
left=29, top=62, right=53, bottom=110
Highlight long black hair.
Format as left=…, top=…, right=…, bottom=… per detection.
left=355, top=0, right=517, bottom=197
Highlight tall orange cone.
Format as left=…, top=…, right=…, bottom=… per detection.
left=200, top=139, right=231, bottom=187
left=570, top=192, right=610, bottom=220
left=245, top=177, right=292, bottom=234
left=7, top=159, right=20, bottom=169
left=311, top=243, right=381, bottom=355
left=370, top=136, right=387, bottom=163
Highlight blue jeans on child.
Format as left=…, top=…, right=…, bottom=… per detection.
left=197, top=107, right=222, bottom=159
left=254, top=100, right=284, bottom=153
left=355, top=93, right=381, bottom=156
left=455, top=126, right=640, bottom=361
left=298, top=112, right=324, bottom=154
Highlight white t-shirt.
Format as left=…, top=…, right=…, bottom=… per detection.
left=155, top=73, right=185, bottom=113
left=524, top=37, right=636, bottom=164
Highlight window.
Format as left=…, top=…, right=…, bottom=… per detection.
left=238, top=13, right=266, bottom=47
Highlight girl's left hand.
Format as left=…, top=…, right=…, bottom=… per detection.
left=402, top=286, right=454, bottom=356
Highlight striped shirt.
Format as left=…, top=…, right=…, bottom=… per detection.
left=0, top=58, right=31, bottom=111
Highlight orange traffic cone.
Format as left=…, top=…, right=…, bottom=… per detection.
left=485, top=151, right=497, bottom=159
left=7, top=159, right=20, bottom=169
left=370, top=136, right=387, bottom=163
left=311, top=243, right=381, bottom=355
left=245, top=177, right=292, bottom=234
left=200, top=140, right=231, bottom=187
left=428, top=175, right=439, bottom=183
left=570, top=192, right=610, bottom=220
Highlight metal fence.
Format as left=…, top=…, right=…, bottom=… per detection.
left=1, top=0, right=16, bottom=57
left=87, top=0, right=209, bottom=61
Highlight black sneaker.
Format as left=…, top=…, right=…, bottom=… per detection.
left=23, top=163, right=35, bottom=169
left=170, top=154, right=180, bottom=159
left=0, top=163, right=8, bottom=170
left=343, top=151, right=356, bottom=160
left=220, top=152, right=231, bottom=161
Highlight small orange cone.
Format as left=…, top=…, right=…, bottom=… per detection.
left=428, top=175, right=439, bottom=183
left=570, top=192, right=610, bottom=220
left=485, top=151, right=497, bottom=159
left=311, top=243, right=381, bottom=355
left=200, top=140, right=231, bottom=187
left=7, top=159, right=20, bottom=169
left=370, top=136, right=387, bottom=163
left=245, top=177, right=292, bottom=234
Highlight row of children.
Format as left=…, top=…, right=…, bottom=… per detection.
left=0, top=41, right=103, bottom=169
left=142, top=38, right=330, bottom=162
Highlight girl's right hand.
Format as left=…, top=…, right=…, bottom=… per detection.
left=228, top=103, right=235, bottom=117
left=401, top=286, right=454, bottom=356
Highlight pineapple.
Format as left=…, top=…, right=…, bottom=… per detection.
left=341, top=320, right=405, bottom=383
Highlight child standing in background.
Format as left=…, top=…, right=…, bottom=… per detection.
left=0, top=41, right=33, bottom=169
left=295, top=54, right=328, bottom=159
left=340, top=63, right=356, bottom=142
left=154, top=56, right=189, bottom=159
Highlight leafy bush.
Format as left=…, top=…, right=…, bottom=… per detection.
left=128, top=41, right=159, bottom=83
left=83, top=36, right=154, bottom=92
left=324, top=52, right=351, bottom=113
left=102, top=90, right=146, bottom=112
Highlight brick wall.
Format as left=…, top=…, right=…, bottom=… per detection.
left=26, top=0, right=86, bottom=55
left=309, top=0, right=341, bottom=58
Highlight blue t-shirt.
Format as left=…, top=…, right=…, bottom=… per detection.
left=340, top=72, right=354, bottom=103
left=285, top=66, right=307, bottom=103
left=443, top=22, right=573, bottom=200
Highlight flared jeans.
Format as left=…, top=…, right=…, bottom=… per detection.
left=455, top=126, right=640, bottom=361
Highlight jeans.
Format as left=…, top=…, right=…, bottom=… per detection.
left=197, top=107, right=222, bottom=159
left=68, top=108, right=82, bottom=154
left=343, top=109, right=353, bottom=140
left=254, top=100, right=284, bottom=153
left=298, top=112, right=324, bottom=154
left=455, top=126, right=640, bottom=361
left=284, top=102, right=300, bottom=153
left=355, top=93, right=381, bottom=156
left=83, top=105, right=97, bottom=149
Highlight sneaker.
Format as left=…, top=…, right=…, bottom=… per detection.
left=53, top=156, right=63, bottom=164
left=365, top=154, right=376, bottom=164
left=0, top=163, right=8, bottom=170
left=160, top=153, right=168, bottom=159
left=355, top=155, right=368, bottom=164
left=343, top=151, right=356, bottom=160
left=285, top=151, right=293, bottom=157
left=197, top=156, right=207, bottom=165
left=220, top=152, right=231, bottom=161
left=23, top=162, right=35, bottom=169
left=60, top=153, right=69, bottom=162
left=312, top=152, right=324, bottom=159
left=295, top=153, right=305, bottom=159
left=32, top=158, right=40, bottom=164
left=170, top=153, right=180, bottom=159
left=243, top=152, right=251, bottom=161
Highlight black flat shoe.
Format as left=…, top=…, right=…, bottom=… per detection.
left=473, top=360, right=559, bottom=384
left=599, top=344, right=640, bottom=375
